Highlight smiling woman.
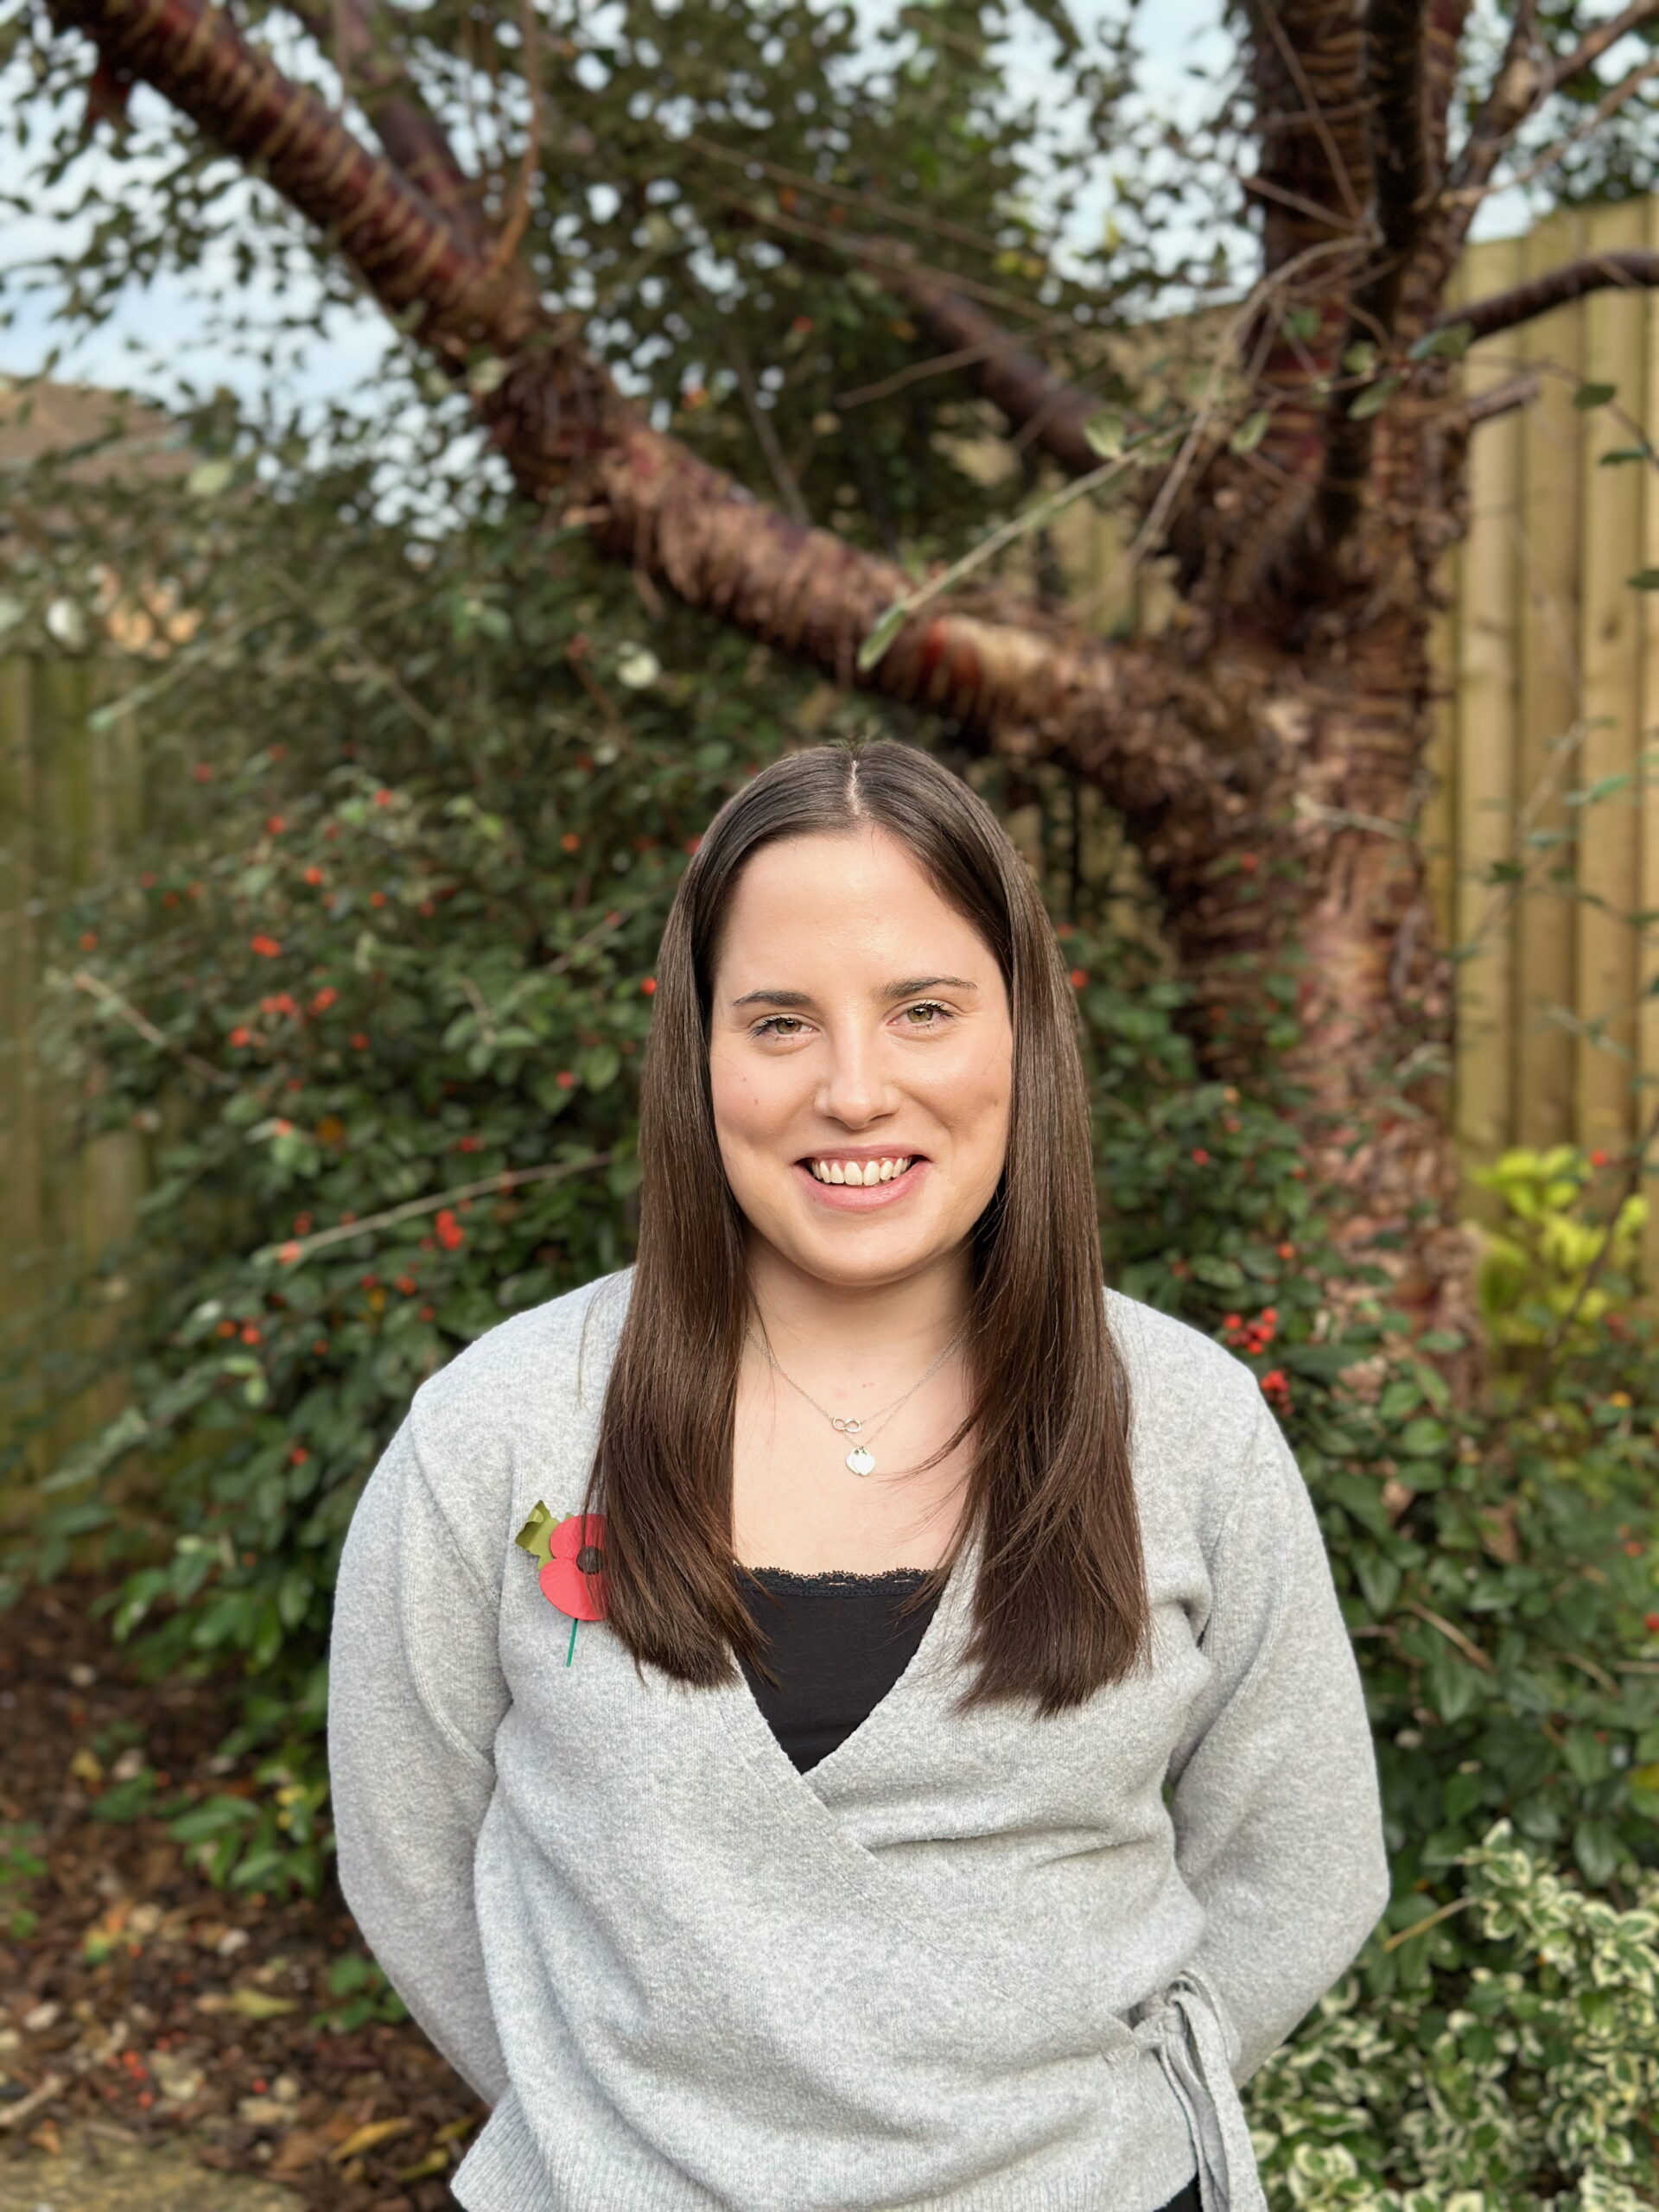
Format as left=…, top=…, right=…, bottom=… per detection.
left=327, top=740, right=1390, bottom=2212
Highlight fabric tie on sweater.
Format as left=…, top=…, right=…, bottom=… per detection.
left=1130, top=1968, right=1266, bottom=2212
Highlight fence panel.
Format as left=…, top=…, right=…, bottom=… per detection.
left=0, top=653, right=145, bottom=1516
left=1433, top=202, right=1659, bottom=1272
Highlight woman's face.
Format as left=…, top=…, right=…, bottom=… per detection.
left=707, top=827, right=1014, bottom=1294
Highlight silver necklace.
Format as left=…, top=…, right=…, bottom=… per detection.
left=748, top=1325, right=967, bottom=1478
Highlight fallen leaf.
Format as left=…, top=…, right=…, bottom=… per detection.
left=270, top=2129, right=332, bottom=2177
left=432, top=2113, right=480, bottom=2145
left=396, top=2148, right=452, bottom=2182
left=27, top=2117, right=62, bottom=2156
left=238, top=2095, right=295, bottom=2125
left=333, top=2115, right=413, bottom=2161
left=226, top=1986, right=299, bottom=2019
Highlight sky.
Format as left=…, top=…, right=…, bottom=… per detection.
left=0, top=0, right=1554, bottom=419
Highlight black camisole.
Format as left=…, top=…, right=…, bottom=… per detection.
left=733, top=1565, right=942, bottom=1772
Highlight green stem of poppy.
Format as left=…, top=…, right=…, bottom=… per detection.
left=566, top=1617, right=579, bottom=1667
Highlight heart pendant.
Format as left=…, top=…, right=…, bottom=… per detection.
left=845, top=1445, right=876, bottom=1478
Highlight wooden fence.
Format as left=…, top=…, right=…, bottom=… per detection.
left=0, top=657, right=147, bottom=1505
left=1427, top=199, right=1659, bottom=1271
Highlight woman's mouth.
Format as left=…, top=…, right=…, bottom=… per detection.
left=792, top=1154, right=927, bottom=1210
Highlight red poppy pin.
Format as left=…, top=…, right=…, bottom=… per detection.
left=515, top=1503, right=607, bottom=1665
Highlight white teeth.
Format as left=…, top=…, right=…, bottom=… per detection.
left=810, top=1155, right=914, bottom=1184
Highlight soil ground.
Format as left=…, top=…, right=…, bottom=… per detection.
left=0, top=1580, right=483, bottom=2211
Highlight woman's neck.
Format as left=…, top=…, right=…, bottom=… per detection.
left=743, top=1236, right=971, bottom=1375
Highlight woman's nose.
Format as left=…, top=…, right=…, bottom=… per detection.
left=815, top=1031, right=894, bottom=1127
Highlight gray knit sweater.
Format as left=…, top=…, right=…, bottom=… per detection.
left=327, top=1270, right=1390, bottom=2212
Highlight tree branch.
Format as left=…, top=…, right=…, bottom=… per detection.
left=859, top=252, right=1110, bottom=480
left=1438, top=0, right=1659, bottom=270
left=1444, top=0, right=1543, bottom=211
left=1243, top=0, right=1371, bottom=278
left=1552, top=0, right=1659, bottom=89
left=51, top=0, right=536, bottom=354
left=48, top=0, right=1239, bottom=876
left=1439, top=250, right=1659, bottom=341
left=1452, top=368, right=1541, bottom=428
left=283, top=0, right=485, bottom=243
left=1491, top=48, right=1659, bottom=200
left=1292, top=0, right=1435, bottom=576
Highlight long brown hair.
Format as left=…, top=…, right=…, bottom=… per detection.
left=583, top=739, right=1151, bottom=1714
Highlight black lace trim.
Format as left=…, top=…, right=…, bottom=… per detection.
left=739, top=1565, right=936, bottom=1590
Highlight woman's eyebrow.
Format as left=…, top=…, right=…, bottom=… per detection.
left=730, top=988, right=811, bottom=1009
left=884, top=975, right=977, bottom=998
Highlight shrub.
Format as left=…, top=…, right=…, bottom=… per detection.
left=1246, top=1820, right=1659, bottom=2210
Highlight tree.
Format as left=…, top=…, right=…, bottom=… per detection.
left=7, top=0, right=1659, bottom=1331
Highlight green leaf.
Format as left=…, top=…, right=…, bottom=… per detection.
left=578, top=1043, right=620, bottom=1092
left=1353, top=1549, right=1402, bottom=1617
left=856, top=602, right=908, bottom=674
left=1627, top=569, right=1659, bottom=590
left=1229, top=410, right=1269, bottom=455
left=1083, top=410, right=1127, bottom=459
left=1341, top=340, right=1378, bottom=376
left=515, top=1501, right=555, bottom=1567
left=1572, top=1816, right=1621, bottom=1887
left=466, top=356, right=511, bottom=397
left=1284, top=306, right=1320, bottom=341
left=1399, top=1415, right=1448, bottom=1456
left=1377, top=1376, right=1422, bottom=1422
left=1408, top=320, right=1474, bottom=363
left=1573, top=381, right=1617, bottom=410
left=1599, top=445, right=1651, bottom=466
left=1326, top=1469, right=1394, bottom=1539
left=223, top=1986, right=299, bottom=2019
left=1348, top=373, right=1402, bottom=422
left=187, top=457, right=235, bottom=498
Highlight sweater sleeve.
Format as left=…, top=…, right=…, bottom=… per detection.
left=327, top=1410, right=512, bottom=2105
left=1165, top=1396, right=1392, bottom=2087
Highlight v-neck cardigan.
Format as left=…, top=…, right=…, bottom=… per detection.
left=327, top=1269, right=1390, bottom=2212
